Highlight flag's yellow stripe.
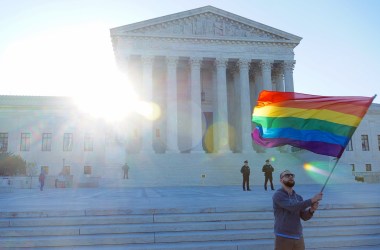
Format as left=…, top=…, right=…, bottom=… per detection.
left=253, top=106, right=362, bottom=127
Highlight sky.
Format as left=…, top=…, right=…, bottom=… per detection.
left=0, top=0, right=379, bottom=103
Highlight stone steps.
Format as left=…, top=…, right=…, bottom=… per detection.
left=2, top=228, right=380, bottom=249
left=3, top=215, right=380, bottom=237
left=1, top=205, right=380, bottom=249
left=26, top=235, right=380, bottom=250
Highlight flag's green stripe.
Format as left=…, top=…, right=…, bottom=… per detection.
left=252, top=116, right=356, bottom=138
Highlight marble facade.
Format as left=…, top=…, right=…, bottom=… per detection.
left=110, top=6, right=299, bottom=154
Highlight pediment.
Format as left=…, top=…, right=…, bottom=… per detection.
left=111, top=6, right=302, bottom=43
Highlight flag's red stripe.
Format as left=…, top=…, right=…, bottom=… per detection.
left=264, top=100, right=371, bottom=117
left=257, top=91, right=373, bottom=114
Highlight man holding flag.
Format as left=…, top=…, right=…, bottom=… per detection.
left=273, top=170, right=322, bottom=250
left=251, top=90, right=375, bottom=249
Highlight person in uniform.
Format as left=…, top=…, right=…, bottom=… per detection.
left=240, top=160, right=251, bottom=191
left=262, top=159, right=275, bottom=190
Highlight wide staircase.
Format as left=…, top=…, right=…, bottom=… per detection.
left=99, top=151, right=356, bottom=188
left=1, top=203, right=380, bottom=249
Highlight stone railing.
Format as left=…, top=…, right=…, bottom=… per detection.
left=0, top=175, right=74, bottom=189
left=0, top=176, right=37, bottom=189
left=353, top=171, right=380, bottom=183
left=76, top=176, right=100, bottom=188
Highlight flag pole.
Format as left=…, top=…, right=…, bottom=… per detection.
left=320, top=157, right=341, bottom=192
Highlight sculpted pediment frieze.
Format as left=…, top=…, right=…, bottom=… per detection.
left=111, top=6, right=302, bottom=43
left=125, top=13, right=286, bottom=41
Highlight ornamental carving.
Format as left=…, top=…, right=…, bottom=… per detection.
left=215, top=58, right=228, bottom=68
left=190, top=58, right=202, bottom=69
left=237, top=58, right=251, bottom=70
left=283, top=61, right=296, bottom=71
left=141, top=55, right=154, bottom=66
left=260, top=60, right=273, bottom=71
left=166, top=56, right=178, bottom=68
left=121, top=37, right=294, bottom=56
left=126, top=13, right=287, bottom=40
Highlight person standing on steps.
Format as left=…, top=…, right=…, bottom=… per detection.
left=122, top=163, right=130, bottom=179
left=39, top=170, right=45, bottom=191
left=262, top=159, right=275, bottom=190
left=240, top=160, right=251, bottom=191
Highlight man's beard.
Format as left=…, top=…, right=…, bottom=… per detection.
left=284, top=180, right=295, bottom=187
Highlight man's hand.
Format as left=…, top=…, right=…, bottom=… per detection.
left=310, top=201, right=319, bottom=212
left=311, top=192, right=323, bottom=203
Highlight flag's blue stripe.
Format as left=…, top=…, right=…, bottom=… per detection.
left=252, top=127, right=345, bottom=157
left=258, top=126, right=349, bottom=147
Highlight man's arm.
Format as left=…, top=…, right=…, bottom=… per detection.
left=273, top=192, right=312, bottom=213
left=273, top=192, right=322, bottom=213
left=300, top=201, right=319, bottom=221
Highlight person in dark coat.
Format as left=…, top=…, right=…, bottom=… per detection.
left=262, top=159, right=275, bottom=190
left=122, top=163, right=130, bottom=179
left=39, top=171, right=45, bottom=191
left=240, top=160, right=251, bottom=191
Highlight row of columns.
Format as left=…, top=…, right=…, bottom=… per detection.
left=122, top=56, right=295, bottom=153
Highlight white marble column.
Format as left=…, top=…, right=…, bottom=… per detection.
left=190, top=57, right=204, bottom=153
left=284, top=60, right=295, bottom=92
left=273, top=65, right=284, bottom=91
left=141, top=55, right=154, bottom=153
left=261, top=60, right=273, bottom=90
left=215, top=58, right=231, bottom=153
left=238, top=58, right=254, bottom=153
left=166, top=56, right=179, bottom=153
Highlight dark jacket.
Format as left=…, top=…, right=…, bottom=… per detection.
left=262, top=164, right=274, bottom=177
left=39, top=173, right=45, bottom=183
left=272, top=188, right=313, bottom=239
left=240, top=165, right=250, bottom=176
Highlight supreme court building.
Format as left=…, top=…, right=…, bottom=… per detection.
left=110, top=6, right=298, bottom=155
left=1, top=6, right=379, bottom=188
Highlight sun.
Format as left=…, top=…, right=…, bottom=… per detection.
left=72, top=70, right=161, bottom=122
left=73, top=72, right=138, bottom=122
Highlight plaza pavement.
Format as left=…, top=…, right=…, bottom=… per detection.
left=1, top=183, right=380, bottom=215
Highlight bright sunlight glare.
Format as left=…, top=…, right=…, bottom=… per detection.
left=0, top=21, right=162, bottom=122
left=0, top=22, right=117, bottom=96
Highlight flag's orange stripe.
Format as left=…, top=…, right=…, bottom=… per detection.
left=256, top=91, right=374, bottom=115
left=264, top=100, right=369, bottom=117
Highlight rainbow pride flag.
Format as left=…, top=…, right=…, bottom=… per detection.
left=252, top=91, right=375, bottom=158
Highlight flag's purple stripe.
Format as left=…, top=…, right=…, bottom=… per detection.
left=252, top=128, right=345, bottom=158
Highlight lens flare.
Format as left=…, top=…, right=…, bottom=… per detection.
left=303, top=161, right=330, bottom=183
left=213, top=122, right=232, bottom=148
left=136, top=101, right=161, bottom=121
left=203, top=125, right=214, bottom=153
left=304, top=163, right=329, bottom=176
